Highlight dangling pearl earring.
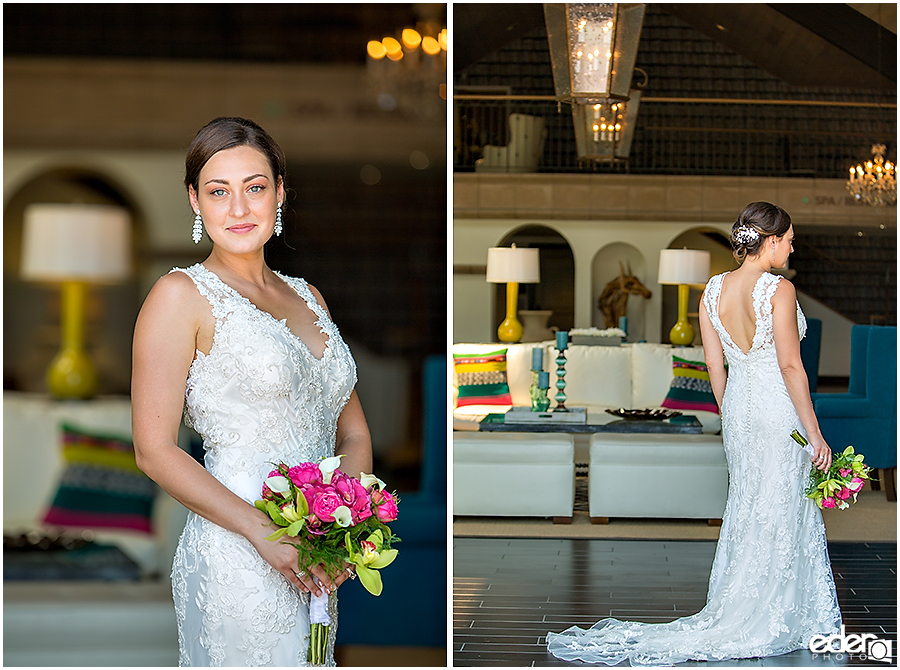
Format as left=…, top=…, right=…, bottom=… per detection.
left=274, top=204, right=283, bottom=236
left=192, top=211, right=203, bottom=244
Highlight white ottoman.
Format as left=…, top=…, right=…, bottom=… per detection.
left=453, top=432, right=575, bottom=522
left=589, top=433, right=728, bottom=524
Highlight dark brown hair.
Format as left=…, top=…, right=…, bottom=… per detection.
left=184, top=117, right=286, bottom=193
left=731, top=201, right=792, bottom=262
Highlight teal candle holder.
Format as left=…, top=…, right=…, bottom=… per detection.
left=553, top=348, right=568, bottom=412
left=531, top=371, right=551, bottom=412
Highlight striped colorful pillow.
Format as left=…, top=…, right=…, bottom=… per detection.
left=661, top=355, right=719, bottom=414
left=454, top=348, right=513, bottom=407
left=42, top=424, right=157, bottom=534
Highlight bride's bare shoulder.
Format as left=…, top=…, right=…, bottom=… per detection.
left=139, top=270, right=209, bottom=322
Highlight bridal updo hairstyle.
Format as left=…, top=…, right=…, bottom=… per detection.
left=184, top=117, right=286, bottom=194
left=730, top=201, right=791, bottom=262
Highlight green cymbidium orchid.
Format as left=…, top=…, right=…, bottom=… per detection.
left=344, top=529, right=398, bottom=596
left=254, top=489, right=310, bottom=540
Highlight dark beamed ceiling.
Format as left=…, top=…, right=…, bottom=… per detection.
left=454, top=3, right=896, bottom=90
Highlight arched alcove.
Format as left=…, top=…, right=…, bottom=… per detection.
left=494, top=225, right=575, bottom=340
left=3, top=167, right=146, bottom=394
left=591, top=242, right=650, bottom=341
left=661, top=227, right=734, bottom=344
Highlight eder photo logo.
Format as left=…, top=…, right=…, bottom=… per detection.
left=809, top=626, right=894, bottom=663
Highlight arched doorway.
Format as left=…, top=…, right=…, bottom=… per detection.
left=4, top=167, right=145, bottom=394
left=591, top=243, right=650, bottom=341
left=661, top=228, right=734, bottom=344
left=494, top=225, right=575, bottom=341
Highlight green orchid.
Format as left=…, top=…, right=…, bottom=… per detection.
left=345, top=529, right=398, bottom=596
left=254, top=490, right=309, bottom=540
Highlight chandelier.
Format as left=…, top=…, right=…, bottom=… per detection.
left=544, top=3, right=646, bottom=162
left=847, top=144, right=896, bottom=207
left=365, top=23, right=447, bottom=122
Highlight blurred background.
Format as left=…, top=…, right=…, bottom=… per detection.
left=3, top=3, right=446, bottom=666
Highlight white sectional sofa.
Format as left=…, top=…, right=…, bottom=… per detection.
left=452, top=342, right=728, bottom=522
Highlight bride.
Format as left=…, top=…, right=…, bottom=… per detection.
left=132, top=117, right=371, bottom=665
left=547, top=202, right=842, bottom=665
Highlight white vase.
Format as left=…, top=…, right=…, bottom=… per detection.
left=519, top=310, right=554, bottom=342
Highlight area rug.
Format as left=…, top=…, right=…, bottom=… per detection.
left=454, top=481, right=895, bottom=543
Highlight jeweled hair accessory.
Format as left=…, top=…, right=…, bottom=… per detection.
left=733, top=224, right=760, bottom=245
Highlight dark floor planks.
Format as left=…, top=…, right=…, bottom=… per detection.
left=454, top=538, right=897, bottom=667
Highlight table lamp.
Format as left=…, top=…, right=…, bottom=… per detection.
left=658, top=249, right=710, bottom=346
left=486, top=243, right=540, bottom=343
left=21, top=203, right=131, bottom=399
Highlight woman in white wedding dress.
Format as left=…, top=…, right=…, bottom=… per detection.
left=547, top=202, right=842, bottom=665
left=132, top=117, right=372, bottom=666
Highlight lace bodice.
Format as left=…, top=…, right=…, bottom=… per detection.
left=547, top=271, right=840, bottom=665
left=169, top=263, right=357, bottom=666
left=177, top=263, right=357, bottom=503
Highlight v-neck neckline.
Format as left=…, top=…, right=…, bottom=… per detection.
left=715, top=271, right=769, bottom=357
left=197, top=263, right=331, bottom=362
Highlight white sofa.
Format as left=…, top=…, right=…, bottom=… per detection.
left=3, top=392, right=187, bottom=666
left=452, top=342, right=727, bottom=521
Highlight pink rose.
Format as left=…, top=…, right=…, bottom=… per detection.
left=836, top=487, right=852, bottom=500
left=849, top=477, right=865, bottom=493
left=333, top=475, right=372, bottom=524
left=821, top=497, right=836, bottom=509
left=372, top=489, right=399, bottom=522
left=309, top=485, right=345, bottom=523
left=288, top=463, right=322, bottom=487
left=839, top=468, right=852, bottom=478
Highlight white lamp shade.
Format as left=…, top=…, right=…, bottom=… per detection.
left=21, top=204, right=131, bottom=282
left=658, top=249, right=710, bottom=286
left=485, top=246, right=540, bottom=283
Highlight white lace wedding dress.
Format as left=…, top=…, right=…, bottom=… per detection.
left=547, top=271, right=842, bottom=665
left=169, top=263, right=357, bottom=666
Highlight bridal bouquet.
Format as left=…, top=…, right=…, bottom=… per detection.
left=791, top=430, right=873, bottom=510
left=254, top=455, right=399, bottom=665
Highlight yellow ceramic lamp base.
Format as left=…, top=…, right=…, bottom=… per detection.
left=47, top=281, right=98, bottom=399
left=668, top=283, right=695, bottom=346
left=497, top=281, right=523, bottom=343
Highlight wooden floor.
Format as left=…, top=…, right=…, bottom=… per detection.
left=454, top=538, right=897, bottom=667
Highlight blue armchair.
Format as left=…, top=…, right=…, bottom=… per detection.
left=813, top=325, right=896, bottom=501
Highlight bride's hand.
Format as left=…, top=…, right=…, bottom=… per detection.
left=808, top=435, right=832, bottom=471
left=247, top=528, right=319, bottom=594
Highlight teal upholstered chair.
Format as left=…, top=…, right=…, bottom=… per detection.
left=336, top=356, right=446, bottom=650
left=813, top=326, right=897, bottom=501
left=811, top=324, right=871, bottom=405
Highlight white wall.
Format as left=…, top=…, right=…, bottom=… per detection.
left=454, top=217, right=733, bottom=344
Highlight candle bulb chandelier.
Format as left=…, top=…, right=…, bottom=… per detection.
left=544, top=3, right=645, bottom=163
left=847, top=144, right=896, bottom=207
